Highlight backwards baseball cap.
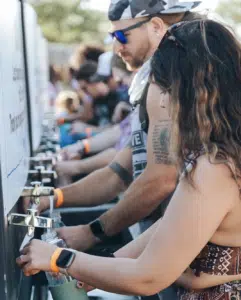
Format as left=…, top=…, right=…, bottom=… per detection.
left=75, top=61, right=97, bottom=81
left=89, top=51, right=114, bottom=83
left=108, top=0, right=202, bottom=21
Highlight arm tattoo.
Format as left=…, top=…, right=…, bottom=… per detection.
left=152, top=120, right=172, bottom=164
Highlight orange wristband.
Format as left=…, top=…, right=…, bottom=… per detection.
left=50, top=248, right=62, bottom=273
left=83, top=139, right=91, bottom=154
left=57, top=118, right=65, bottom=125
left=85, top=127, right=92, bottom=138
left=55, top=188, right=64, bottom=208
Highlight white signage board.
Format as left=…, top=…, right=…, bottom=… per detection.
left=36, top=27, right=47, bottom=121
left=25, top=5, right=43, bottom=151
left=41, top=38, right=51, bottom=114
left=0, top=0, right=30, bottom=215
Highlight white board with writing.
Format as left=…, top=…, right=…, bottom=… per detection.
left=41, top=38, right=50, bottom=114
left=0, top=0, right=30, bottom=215
left=25, top=4, right=43, bottom=151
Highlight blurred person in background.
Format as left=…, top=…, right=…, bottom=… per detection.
left=55, top=113, right=132, bottom=184
left=60, top=51, right=133, bottom=162
left=55, top=90, right=97, bottom=147
left=72, top=53, right=126, bottom=132
left=69, top=44, right=104, bottom=91
left=55, top=53, right=133, bottom=182
left=48, top=64, right=63, bottom=107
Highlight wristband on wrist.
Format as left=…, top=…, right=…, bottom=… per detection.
left=77, top=139, right=91, bottom=157
left=57, top=118, right=65, bottom=125
left=50, top=248, right=62, bottom=273
left=82, top=139, right=91, bottom=154
left=55, top=188, right=64, bottom=208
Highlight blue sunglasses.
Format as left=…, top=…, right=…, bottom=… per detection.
left=109, top=18, right=151, bottom=45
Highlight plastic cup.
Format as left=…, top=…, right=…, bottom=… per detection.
left=50, top=280, right=89, bottom=300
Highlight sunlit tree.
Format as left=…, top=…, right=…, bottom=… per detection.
left=31, top=0, right=108, bottom=44
left=216, top=0, right=241, bottom=29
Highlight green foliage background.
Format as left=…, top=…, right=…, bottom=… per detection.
left=32, top=0, right=108, bottom=44
left=216, top=0, right=241, bottom=29
left=33, top=0, right=241, bottom=44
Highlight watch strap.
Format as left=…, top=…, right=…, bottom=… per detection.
left=89, top=219, right=107, bottom=241
left=50, top=248, right=62, bottom=273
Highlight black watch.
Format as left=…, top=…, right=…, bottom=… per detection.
left=56, top=249, right=76, bottom=269
left=89, top=219, right=107, bottom=241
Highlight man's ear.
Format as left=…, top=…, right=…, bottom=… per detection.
left=149, top=17, right=166, bottom=37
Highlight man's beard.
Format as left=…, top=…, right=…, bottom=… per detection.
left=122, top=56, right=144, bottom=71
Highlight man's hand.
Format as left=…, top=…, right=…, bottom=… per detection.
left=56, top=225, right=99, bottom=251
left=22, top=195, right=50, bottom=214
left=60, top=143, right=83, bottom=161
left=55, top=161, right=82, bottom=177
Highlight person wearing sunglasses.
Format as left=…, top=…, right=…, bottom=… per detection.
left=17, top=19, right=241, bottom=299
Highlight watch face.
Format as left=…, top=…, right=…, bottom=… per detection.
left=56, top=249, right=75, bottom=268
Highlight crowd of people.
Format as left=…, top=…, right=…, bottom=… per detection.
left=16, top=0, right=241, bottom=299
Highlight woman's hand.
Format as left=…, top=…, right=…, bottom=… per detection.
left=16, top=239, right=57, bottom=276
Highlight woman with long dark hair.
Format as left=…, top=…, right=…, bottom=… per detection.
left=17, top=20, right=241, bottom=299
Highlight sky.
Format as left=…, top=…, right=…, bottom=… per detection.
left=83, top=0, right=220, bottom=12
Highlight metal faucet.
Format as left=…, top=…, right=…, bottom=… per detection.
left=8, top=182, right=53, bottom=236
left=29, top=156, right=55, bottom=170
left=28, top=168, right=57, bottom=186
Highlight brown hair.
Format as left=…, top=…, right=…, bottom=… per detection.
left=69, top=44, right=104, bottom=71
left=158, top=11, right=206, bottom=26
left=152, top=20, right=241, bottom=180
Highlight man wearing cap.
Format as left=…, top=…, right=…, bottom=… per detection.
left=28, top=0, right=202, bottom=290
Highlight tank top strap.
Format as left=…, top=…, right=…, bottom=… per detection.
left=180, top=148, right=205, bottom=180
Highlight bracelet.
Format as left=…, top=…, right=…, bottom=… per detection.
left=57, top=118, right=65, bottom=125
left=50, top=248, right=62, bottom=273
left=82, top=139, right=91, bottom=154
left=109, top=162, right=133, bottom=186
left=55, top=188, right=64, bottom=208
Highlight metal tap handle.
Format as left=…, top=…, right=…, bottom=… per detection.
left=30, top=181, right=42, bottom=187
left=35, top=166, right=45, bottom=172
left=41, top=170, right=57, bottom=179
left=30, top=181, right=42, bottom=206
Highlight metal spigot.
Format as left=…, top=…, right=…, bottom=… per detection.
left=8, top=209, right=52, bottom=236
left=29, top=156, right=54, bottom=167
left=8, top=181, right=53, bottom=236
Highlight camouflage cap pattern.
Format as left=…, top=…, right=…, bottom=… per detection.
left=108, top=0, right=202, bottom=21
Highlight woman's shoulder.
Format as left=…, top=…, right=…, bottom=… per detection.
left=193, top=154, right=240, bottom=200
left=196, top=154, right=236, bottom=178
